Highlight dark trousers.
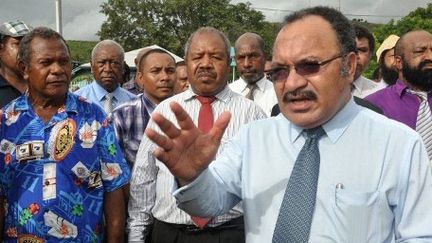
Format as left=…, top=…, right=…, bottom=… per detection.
left=150, top=217, right=245, bottom=243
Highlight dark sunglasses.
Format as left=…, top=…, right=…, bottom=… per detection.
left=267, top=54, right=343, bottom=83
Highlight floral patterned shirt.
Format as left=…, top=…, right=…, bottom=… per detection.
left=0, top=92, right=130, bottom=242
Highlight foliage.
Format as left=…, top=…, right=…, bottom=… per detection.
left=67, top=40, right=97, bottom=64
left=356, top=3, right=432, bottom=79
left=98, top=0, right=279, bottom=57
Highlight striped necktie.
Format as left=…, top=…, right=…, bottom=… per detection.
left=104, top=93, right=114, bottom=114
left=273, top=126, right=326, bottom=243
left=409, top=90, right=432, bottom=160
left=246, top=83, right=258, bottom=101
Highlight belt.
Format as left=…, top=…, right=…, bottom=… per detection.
left=155, top=216, right=244, bottom=233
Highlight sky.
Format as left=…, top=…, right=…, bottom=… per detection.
left=0, top=0, right=430, bottom=41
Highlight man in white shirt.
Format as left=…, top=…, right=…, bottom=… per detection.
left=145, top=6, right=432, bottom=243
left=230, top=32, right=277, bottom=116
left=351, top=24, right=383, bottom=98
left=128, top=27, right=266, bottom=243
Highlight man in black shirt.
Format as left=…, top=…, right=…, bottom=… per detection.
left=0, top=20, right=31, bottom=108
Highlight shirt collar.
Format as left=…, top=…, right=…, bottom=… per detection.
left=92, top=80, right=121, bottom=102
left=142, top=93, right=156, bottom=113
left=394, top=79, right=409, bottom=97
left=288, top=96, right=358, bottom=144
left=238, top=76, right=267, bottom=92
left=13, top=92, right=78, bottom=114
left=183, top=85, right=232, bottom=103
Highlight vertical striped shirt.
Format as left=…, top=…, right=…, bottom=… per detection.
left=128, top=85, right=267, bottom=242
left=109, top=94, right=156, bottom=167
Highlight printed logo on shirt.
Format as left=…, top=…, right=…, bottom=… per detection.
left=79, top=120, right=100, bottom=149
left=17, top=234, right=44, bottom=243
left=88, top=171, right=102, bottom=189
left=101, top=162, right=123, bottom=181
left=48, top=119, right=76, bottom=161
left=16, top=141, right=44, bottom=162
left=5, top=108, right=20, bottom=126
left=44, top=210, right=78, bottom=238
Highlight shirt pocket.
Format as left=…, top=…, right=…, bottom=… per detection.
left=334, top=188, right=380, bottom=243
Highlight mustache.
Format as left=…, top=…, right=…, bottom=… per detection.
left=156, top=84, right=174, bottom=89
left=419, top=60, right=432, bottom=70
left=282, top=90, right=317, bottom=103
left=197, top=70, right=216, bottom=78
left=241, top=68, right=257, bottom=73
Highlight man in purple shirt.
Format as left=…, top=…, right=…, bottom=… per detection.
left=366, top=29, right=432, bottom=158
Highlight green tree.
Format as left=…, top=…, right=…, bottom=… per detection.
left=98, top=0, right=278, bottom=56
left=374, top=3, right=432, bottom=44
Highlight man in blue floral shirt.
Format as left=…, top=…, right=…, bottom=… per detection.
left=0, top=27, right=130, bottom=242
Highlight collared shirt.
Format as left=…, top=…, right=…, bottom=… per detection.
left=352, top=75, right=383, bottom=98
left=229, top=76, right=277, bottom=116
left=110, top=93, right=156, bottom=167
left=365, top=79, right=426, bottom=130
left=0, top=92, right=130, bottom=242
left=122, top=77, right=141, bottom=95
left=174, top=98, right=432, bottom=242
left=0, top=74, right=22, bottom=108
left=128, top=85, right=267, bottom=242
left=74, top=80, right=136, bottom=113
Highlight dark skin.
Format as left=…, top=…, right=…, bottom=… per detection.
left=0, top=37, right=126, bottom=242
left=0, top=36, right=27, bottom=93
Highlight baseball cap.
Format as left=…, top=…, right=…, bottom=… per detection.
left=0, top=20, right=31, bottom=39
left=376, top=34, right=400, bottom=62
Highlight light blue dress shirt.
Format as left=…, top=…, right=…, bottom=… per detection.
left=174, top=98, right=432, bottom=242
left=74, top=80, right=136, bottom=112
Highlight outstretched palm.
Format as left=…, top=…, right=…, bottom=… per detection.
left=145, top=101, right=231, bottom=185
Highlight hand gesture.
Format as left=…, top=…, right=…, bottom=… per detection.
left=145, top=102, right=231, bottom=185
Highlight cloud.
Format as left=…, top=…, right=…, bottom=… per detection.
left=0, top=0, right=430, bottom=41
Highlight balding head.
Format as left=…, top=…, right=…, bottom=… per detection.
left=235, top=32, right=265, bottom=52
left=394, top=30, right=432, bottom=91
left=90, top=39, right=125, bottom=92
left=235, top=32, right=266, bottom=83
left=91, top=39, right=124, bottom=62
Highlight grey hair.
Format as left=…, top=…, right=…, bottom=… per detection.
left=91, top=39, right=125, bottom=61
left=184, top=27, right=231, bottom=62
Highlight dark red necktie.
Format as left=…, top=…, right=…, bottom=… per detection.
left=191, top=95, right=216, bottom=228
left=196, top=96, right=216, bottom=133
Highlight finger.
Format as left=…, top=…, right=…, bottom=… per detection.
left=153, top=147, right=173, bottom=167
left=151, top=112, right=181, bottom=138
left=145, top=127, right=173, bottom=151
left=209, top=111, right=231, bottom=143
left=170, top=102, right=198, bottom=130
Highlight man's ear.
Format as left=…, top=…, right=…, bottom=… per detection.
left=394, top=55, right=403, bottom=71
left=18, top=60, right=29, bottom=80
left=346, top=51, right=357, bottom=83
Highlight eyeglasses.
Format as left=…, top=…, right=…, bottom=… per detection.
left=267, top=54, right=343, bottom=83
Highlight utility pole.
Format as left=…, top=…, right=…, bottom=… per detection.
left=55, top=0, right=63, bottom=35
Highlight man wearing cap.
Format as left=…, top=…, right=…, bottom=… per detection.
left=0, top=20, right=31, bottom=108
left=376, top=34, right=400, bottom=86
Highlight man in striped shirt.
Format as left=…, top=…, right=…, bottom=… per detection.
left=110, top=47, right=177, bottom=168
left=128, top=27, right=266, bottom=243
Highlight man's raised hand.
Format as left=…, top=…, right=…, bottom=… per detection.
left=145, top=101, right=231, bottom=185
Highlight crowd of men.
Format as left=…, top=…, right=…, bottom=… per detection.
left=0, top=5, right=432, bottom=243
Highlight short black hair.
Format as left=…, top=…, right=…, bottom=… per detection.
left=353, top=23, right=375, bottom=53
left=184, top=27, right=230, bottom=63
left=18, top=27, right=69, bottom=65
left=137, top=48, right=174, bottom=72
left=283, top=6, right=356, bottom=56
